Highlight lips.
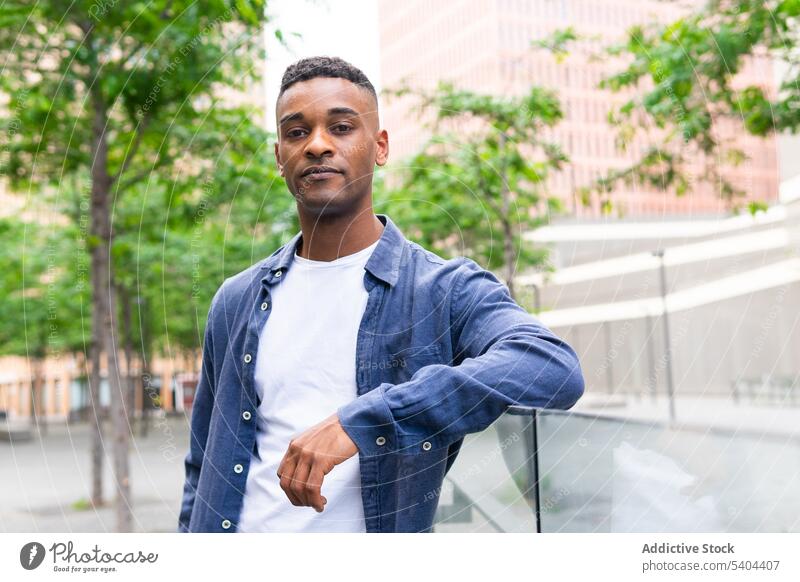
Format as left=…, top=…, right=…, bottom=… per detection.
left=302, top=171, right=341, bottom=182
left=301, top=165, right=342, bottom=178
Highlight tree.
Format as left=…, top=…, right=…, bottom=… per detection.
left=0, top=219, right=88, bottom=434
left=0, top=0, right=277, bottom=531
left=380, top=81, right=567, bottom=299
left=593, top=0, right=800, bottom=213
left=109, top=149, right=294, bottom=433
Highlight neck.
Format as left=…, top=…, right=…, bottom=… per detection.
left=296, top=207, right=384, bottom=262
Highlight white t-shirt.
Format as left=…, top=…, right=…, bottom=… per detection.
left=237, top=239, right=379, bottom=532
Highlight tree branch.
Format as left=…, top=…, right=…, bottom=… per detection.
left=111, top=114, right=152, bottom=186
left=115, top=150, right=175, bottom=193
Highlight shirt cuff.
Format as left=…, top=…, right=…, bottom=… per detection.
left=337, top=384, right=399, bottom=457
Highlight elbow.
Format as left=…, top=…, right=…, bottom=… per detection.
left=507, top=330, right=586, bottom=411
left=561, top=363, right=585, bottom=410
left=547, top=343, right=585, bottom=410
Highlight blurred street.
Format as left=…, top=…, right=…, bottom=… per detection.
left=0, top=415, right=188, bottom=533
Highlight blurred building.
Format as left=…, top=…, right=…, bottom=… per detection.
left=517, top=188, right=800, bottom=402
left=377, top=0, right=779, bottom=217
left=0, top=352, right=199, bottom=424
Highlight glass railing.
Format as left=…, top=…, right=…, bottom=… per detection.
left=433, top=406, right=800, bottom=532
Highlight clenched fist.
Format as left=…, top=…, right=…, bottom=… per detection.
left=277, top=412, right=359, bottom=512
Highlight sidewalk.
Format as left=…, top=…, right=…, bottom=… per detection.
left=0, top=414, right=189, bottom=533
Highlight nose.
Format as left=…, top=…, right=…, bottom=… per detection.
left=304, top=125, right=334, bottom=159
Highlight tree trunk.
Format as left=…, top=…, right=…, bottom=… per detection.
left=139, top=298, right=151, bottom=439
left=89, top=313, right=104, bottom=508
left=500, top=215, right=516, bottom=300
left=29, top=357, right=46, bottom=436
left=119, top=283, right=137, bottom=428
left=90, top=86, right=132, bottom=532
left=498, top=132, right=517, bottom=300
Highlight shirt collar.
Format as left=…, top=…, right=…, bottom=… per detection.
left=260, top=213, right=405, bottom=287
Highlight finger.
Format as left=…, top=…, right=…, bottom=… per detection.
left=279, top=470, right=303, bottom=506
left=290, top=458, right=312, bottom=508
left=277, top=456, right=287, bottom=483
left=306, top=464, right=327, bottom=512
left=278, top=453, right=302, bottom=506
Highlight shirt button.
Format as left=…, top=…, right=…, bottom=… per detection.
left=422, top=441, right=432, bottom=451
left=260, top=302, right=269, bottom=311
left=375, top=436, right=386, bottom=446
left=243, top=354, right=252, bottom=364
left=234, top=464, right=244, bottom=474
left=242, top=411, right=252, bottom=421
left=221, top=519, right=231, bottom=530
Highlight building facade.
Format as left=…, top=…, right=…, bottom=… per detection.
left=0, top=353, right=198, bottom=423
left=377, top=0, right=779, bottom=217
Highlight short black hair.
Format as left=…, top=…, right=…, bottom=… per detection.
left=278, top=56, right=378, bottom=110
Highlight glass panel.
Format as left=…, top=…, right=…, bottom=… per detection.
left=536, top=409, right=800, bottom=532
left=434, top=413, right=538, bottom=532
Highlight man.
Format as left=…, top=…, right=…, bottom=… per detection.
left=178, top=56, right=584, bottom=533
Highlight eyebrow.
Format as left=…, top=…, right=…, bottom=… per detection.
left=278, top=107, right=360, bottom=127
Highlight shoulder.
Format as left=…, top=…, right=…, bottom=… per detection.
left=403, top=241, right=507, bottom=298
left=208, top=247, right=284, bottom=317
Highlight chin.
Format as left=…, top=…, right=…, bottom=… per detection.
left=296, top=190, right=357, bottom=217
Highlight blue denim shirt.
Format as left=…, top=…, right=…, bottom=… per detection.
left=178, top=213, right=584, bottom=533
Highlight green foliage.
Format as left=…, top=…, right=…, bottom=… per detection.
left=380, top=81, right=565, bottom=277
left=0, top=1, right=269, bottom=193
left=0, top=1, right=295, bottom=361
left=530, top=26, right=582, bottom=63
left=70, top=497, right=94, bottom=511
left=0, top=218, right=89, bottom=359
left=108, top=154, right=296, bottom=357
left=598, top=0, right=800, bottom=210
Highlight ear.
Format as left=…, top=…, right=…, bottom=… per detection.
left=274, top=140, right=284, bottom=176
left=375, top=128, right=389, bottom=167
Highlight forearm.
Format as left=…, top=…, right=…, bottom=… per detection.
left=338, top=325, right=584, bottom=456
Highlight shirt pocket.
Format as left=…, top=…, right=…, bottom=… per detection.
left=385, top=344, right=443, bottom=384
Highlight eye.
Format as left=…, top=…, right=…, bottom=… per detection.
left=286, top=128, right=307, bottom=138
left=332, top=123, right=352, bottom=133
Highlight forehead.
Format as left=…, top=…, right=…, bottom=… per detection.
left=276, top=77, right=374, bottom=120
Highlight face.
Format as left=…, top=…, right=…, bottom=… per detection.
left=274, top=76, right=388, bottom=217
